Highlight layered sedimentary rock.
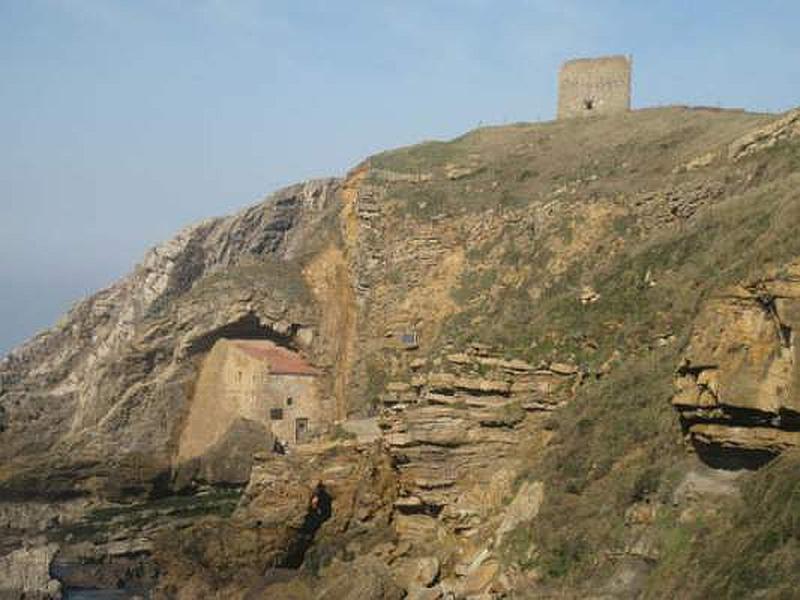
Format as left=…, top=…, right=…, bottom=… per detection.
left=673, top=261, right=800, bottom=464
left=729, top=107, right=800, bottom=160
left=382, top=344, right=580, bottom=412
left=380, top=343, right=572, bottom=529
left=2, top=106, right=800, bottom=597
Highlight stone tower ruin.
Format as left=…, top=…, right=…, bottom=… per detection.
left=558, top=55, right=632, bottom=119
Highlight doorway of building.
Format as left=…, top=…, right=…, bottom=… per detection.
left=295, top=418, right=309, bottom=443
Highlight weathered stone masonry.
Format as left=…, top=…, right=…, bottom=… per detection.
left=558, top=55, right=632, bottom=119
left=177, top=338, right=328, bottom=463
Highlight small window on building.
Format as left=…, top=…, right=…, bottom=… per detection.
left=237, top=371, right=243, bottom=383
left=286, top=396, right=293, bottom=407
left=400, top=332, right=418, bottom=349
left=583, top=98, right=594, bottom=110
left=270, top=408, right=284, bottom=421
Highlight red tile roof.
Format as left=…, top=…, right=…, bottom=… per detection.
left=233, top=340, right=318, bottom=376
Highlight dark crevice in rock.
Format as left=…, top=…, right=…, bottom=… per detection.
left=752, top=290, right=793, bottom=349
left=280, top=484, right=332, bottom=570
left=429, top=388, right=456, bottom=397
left=777, top=407, right=800, bottom=428
left=148, top=470, right=176, bottom=500
left=391, top=454, right=411, bottom=467
left=479, top=416, right=525, bottom=429
left=683, top=406, right=781, bottom=428
left=395, top=502, right=442, bottom=517
left=754, top=290, right=778, bottom=314
left=413, top=440, right=465, bottom=449
left=779, top=323, right=793, bottom=349
left=452, top=387, right=512, bottom=398
left=691, top=439, right=777, bottom=470
left=679, top=405, right=800, bottom=432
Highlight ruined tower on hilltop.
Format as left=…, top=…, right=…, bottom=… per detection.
left=558, top=55, right=632, bottom=119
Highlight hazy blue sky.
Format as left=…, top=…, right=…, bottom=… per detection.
left=1, top=0, right=799, bottom=354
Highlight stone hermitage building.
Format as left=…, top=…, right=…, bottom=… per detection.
left=178, top=339, right=328, bottom=462
left=558, top=55, right=632, bottom=119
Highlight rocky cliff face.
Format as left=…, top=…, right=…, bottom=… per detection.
left=3, top=107, right=800, bottom=599
left=673, top=260, right=800, bottom=466
left=0, top=179, right=338, bottom=498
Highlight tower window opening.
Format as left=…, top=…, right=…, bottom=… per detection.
left=584, top=98, right=595, bottom=110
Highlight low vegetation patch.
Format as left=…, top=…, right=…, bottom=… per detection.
left=53, top=487, right=242, bottom=543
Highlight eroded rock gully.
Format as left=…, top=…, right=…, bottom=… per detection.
left=673, top=261, right=800, bottom=467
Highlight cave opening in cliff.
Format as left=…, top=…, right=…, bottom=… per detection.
left=186, top=313, right=297, bottom=356
left=692, top=440, right=777, bottom=471
left=679, top=404, right=795, bottom=470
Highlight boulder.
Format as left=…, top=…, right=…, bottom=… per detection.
left=315, top=557, right=405, bottom=600
left=392, top=555, right=440, bottom=589
left=459, top=559, right=500, bottom=597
